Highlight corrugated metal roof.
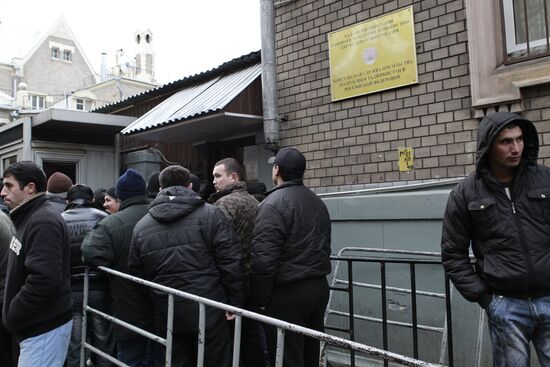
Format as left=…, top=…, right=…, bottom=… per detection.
left=94, top=50, right=261, bottom=113
left=121, top=62, right=261, bottom=135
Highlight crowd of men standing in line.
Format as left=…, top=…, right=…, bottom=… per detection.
left=0, top=147, right=332, bottom=367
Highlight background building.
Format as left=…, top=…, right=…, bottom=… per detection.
left=0, top=16, right=156, bottom=124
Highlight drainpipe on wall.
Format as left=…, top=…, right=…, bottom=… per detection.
left=115, top=77, right=124, bottom=100
left=114, top=133, right=120, bottom=179
left=22, top=117, right=32, bottom=160
left=101, top=53, right=108, bottom=82
left=260, top=0, right=280, bottom=152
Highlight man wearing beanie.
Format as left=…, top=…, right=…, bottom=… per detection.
left=82, top=169, right=160, bottom=366
left=250, top=147, right=332, bottom=367
left=47, top=172, right=73, bottom=213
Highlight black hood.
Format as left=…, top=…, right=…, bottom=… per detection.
left=475, top=111, right=539, bottom=177
left=149, top=185, right=204, bottom=223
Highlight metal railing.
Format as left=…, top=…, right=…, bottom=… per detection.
left=81, top=265, right=445, bottom=367
left=326, top=248, right=454, bottom=367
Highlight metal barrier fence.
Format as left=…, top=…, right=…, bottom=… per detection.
left=81, top=265, right=445, bottom=367
left=326, top=248, right=454, bottom=367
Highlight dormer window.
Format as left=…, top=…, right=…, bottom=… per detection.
left=49, top=41, right=75, bottom=63
left=63, top=50, right=72, bottom=62
left=75, top=98, right=92, bottom=111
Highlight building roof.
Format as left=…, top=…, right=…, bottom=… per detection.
left=121, top=62, right=261, bottom=135
left=93, top=50, right=261, bottom=114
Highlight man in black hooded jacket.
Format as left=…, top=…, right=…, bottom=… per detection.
left=441, top=111, right=550, bottom=366
left=128, top=165, right=244, bottom=367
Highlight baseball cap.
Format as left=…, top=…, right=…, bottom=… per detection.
left=268, top=147, right=306, bottom=175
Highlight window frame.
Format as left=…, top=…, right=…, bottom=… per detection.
left=502, top=0, right=550, bottom=54
left=63, top=49, right=72, bottom=62
left=2, top=155, right=17, bottom=172
left=51, top=47, right=60, bottom=59
left=29, top=94, right=45, bottom=110
left=75, top=98, right=92, bottom=111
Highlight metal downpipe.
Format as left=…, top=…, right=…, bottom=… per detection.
left=260, top=0, right=279, bottom=151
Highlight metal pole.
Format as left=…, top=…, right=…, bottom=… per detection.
left=381, top=262, right=388, bottom=367
left=80, top=267, right=89, bottom=367
left=197, top=303, right=205, bottom=367
left=165, top=294, right=174, bottom=367
left=445, top=274, right=454, bottom=367
left=410, top=263, right=419, bottom=359
left=275, top=327, right=285, bottom=367
left=347, top=260, right=356, bottom=367
left=232, top=315, right=242, bottom=367
left=523, top=0, right=530, bottom=51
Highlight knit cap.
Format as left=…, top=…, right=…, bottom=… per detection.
left=115, top=169, right=146, bottom=200
left=46, top=172, right=73, bottom=194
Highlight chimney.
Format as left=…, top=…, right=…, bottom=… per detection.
left=101, top=53, right=107, bottom=82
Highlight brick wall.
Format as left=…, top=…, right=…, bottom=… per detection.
left=523, top=84, right=550, bottom=168
left=274, top=0, right=477, bottom=192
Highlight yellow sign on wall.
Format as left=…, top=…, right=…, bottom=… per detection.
left=398, top=147, right=414, bottom=172
left=328, top=6, right=418, bottom=101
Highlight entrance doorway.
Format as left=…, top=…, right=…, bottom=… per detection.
left=42, top=161, right=77, bottom=184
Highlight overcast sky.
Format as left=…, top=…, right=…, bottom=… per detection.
left=0, top=0, right=261, bottom=84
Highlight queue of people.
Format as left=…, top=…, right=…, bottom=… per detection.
left=0, top=146, right=332, bottom=367
left=0, top=111, right=548, bottom=367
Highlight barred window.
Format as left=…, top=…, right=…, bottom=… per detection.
left=503, top=0, right=550, bottom=60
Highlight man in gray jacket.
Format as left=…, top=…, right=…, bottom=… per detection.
left=441, top=112, right=550, bottom=366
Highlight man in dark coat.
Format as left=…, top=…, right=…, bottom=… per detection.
left=62, top=184, right=113, bottom=367
left=129, top=165, right=244, bottom=367
left=441, top=112, right=550, bottom=366
left=1, top=161, right=72, bottom=366
left=250, top=147, right=332, bottom=367
left=82, top=169, right=160, bottom=367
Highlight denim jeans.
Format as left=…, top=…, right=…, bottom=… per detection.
left=66, top=290, right=115, bottom=367
left=18, top=319, right=72, bottom=367
left=117, top=337, right=163, bottom=367
left=486, top=295, right=550, bottom=367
